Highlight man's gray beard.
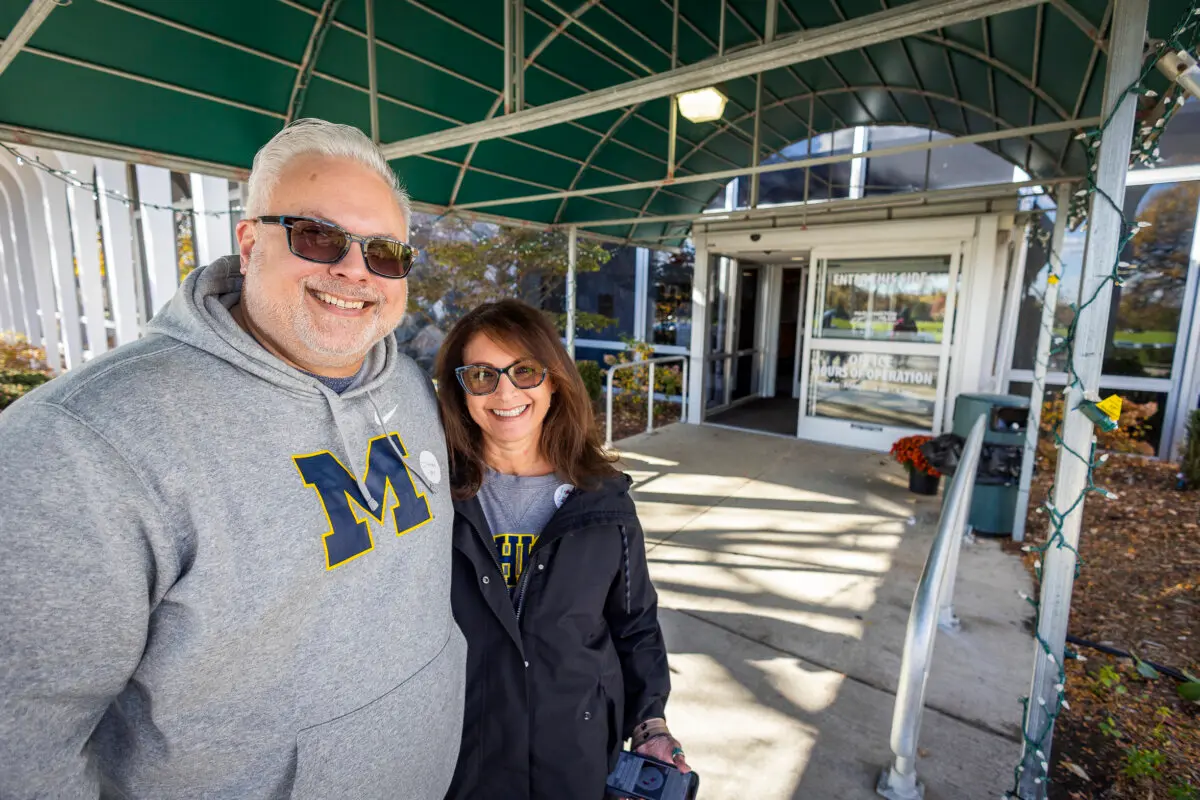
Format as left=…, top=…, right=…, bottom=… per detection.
left=242, top=246, right=396, bottom=366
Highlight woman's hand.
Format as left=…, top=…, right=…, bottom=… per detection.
left=635, top=733, right=691, bottom=774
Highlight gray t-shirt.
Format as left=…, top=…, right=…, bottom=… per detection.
left=478, top=468, right=571, bottom=593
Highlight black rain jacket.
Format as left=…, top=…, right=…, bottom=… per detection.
left=444, top=474, right=670, bottom=800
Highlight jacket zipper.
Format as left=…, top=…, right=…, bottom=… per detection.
left=513, top=515, right=593, bottom=623
left=515, top=518, right=568, bottom=624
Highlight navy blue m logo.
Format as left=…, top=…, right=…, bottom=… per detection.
left=293, top=433, right=433, bottom=569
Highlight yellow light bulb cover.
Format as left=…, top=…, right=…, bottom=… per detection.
left=1095, top=394, right=1122, bottom=421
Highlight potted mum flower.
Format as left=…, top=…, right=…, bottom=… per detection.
left=890, top=434, right=941, bottom=495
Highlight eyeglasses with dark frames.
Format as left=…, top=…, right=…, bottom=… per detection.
left=257, top=215, right=416, bottom=279
left=455, top=359, right=548, bottom=396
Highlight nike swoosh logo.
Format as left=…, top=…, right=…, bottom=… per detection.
left=381, top=406, right=397, bottom=423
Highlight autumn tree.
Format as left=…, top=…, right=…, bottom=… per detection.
left=407, top=215, right=614, bottom=333
left=1118, top=182, right=1195, bottom=334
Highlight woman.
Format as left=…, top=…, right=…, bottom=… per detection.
left=435, top=299, right=690, bottom=800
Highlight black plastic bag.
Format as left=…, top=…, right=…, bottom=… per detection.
left=921, top=435, right=1024, bottom=485
left=921, top=433, right=963, bottom=473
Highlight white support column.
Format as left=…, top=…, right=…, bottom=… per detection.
left=1013, top=187, right=1072, bottom=543
left=1017, top=1, right=1148, bottom=795
left=95, top=159, right=141, bottom=345
left=687, top=236, right=710, bottom=424
left=634, top=246, right=650, bottom=342
left=0, top=156, right=59, bottom=371
left=135, top=164, right=180, bottom=316
left=565, top=225, right=577, bottom=358
left=58, top=153, right=109, bottom=359
left=0, top=181, right=24, bottom=335
left=981, top=231, right=1015, bottom=387
left=957, top=216, right=1000, bottom=396
left=191, top=174, right=234, bottom=265
left=994, top=225, right=1031, bottom=393
left=31, top=152, right=82, bottom=370
left=849, top=125, right=869, bottom=199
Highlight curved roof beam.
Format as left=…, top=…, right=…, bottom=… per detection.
left=629, top=85, right=1066, bottom=230
left=285, top=0, right=344, bottom=123
left=912, top=33, right=1071, bottom=120
left=401, top=0, right=745, bottom=175
left=445, top=1, right=732, bottom=207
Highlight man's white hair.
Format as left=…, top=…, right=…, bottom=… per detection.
left=244, top=118, right=411, bottom=227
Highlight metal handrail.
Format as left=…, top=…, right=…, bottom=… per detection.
left=877, top=414, right=987, bottom=800
left=605, top=355, right=689, bottom=448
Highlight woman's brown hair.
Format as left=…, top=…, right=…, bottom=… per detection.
left=434, top=299, right=619, bottom=500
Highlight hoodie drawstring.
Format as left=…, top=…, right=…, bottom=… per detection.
left=322, top=389, right=380, bottom=512
left=365, top=389, right=437, bottom=496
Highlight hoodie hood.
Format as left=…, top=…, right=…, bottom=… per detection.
left=147, top=255, right=396, bottom=400
left=147, top=256, right=429, bottom=506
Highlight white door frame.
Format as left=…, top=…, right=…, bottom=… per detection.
left=797, top=240, right=966, bottom=450
left=756, top=265, right=778, bottom=397
left=792, top=267, right=808, bottom=398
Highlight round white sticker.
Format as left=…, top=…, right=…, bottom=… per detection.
left=419, top=451, right=441, bottom=485
left=554, top=483, right=575, bottom=508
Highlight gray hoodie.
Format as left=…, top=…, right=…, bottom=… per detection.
left=0, top=257, right=466, bottom=798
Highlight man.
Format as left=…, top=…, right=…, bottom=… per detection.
left=0, top=119, right=465, bottom=798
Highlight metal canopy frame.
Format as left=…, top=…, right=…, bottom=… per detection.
left=0, top=0, right=1188, bottom=245
left=377, top=0, right=1048, bottom=159
left=0, top=0, right=60, bottom=77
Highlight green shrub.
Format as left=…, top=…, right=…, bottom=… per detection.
left=1122, top=746, right=1166, bottom=781
left=0, top=369, right=51, bottom=411
left=576, top=360, right=603, bottom=404
left=0, top=333, right=53, bottom=411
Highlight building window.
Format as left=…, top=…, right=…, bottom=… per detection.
left=736, top=129, right=856, bottom=207
left=575, top=245, right=638, bottom=341
left=1012, top=181, right=1199, bottom=380
left=1107, top=182, right=1198, bottom=379
left=1153, top=97, right=1200, bottom=167
left=649, top=249, right=693, bottom=348
left=862, top=127, right=932, bottom=197
left=1009, top=382, right=1168, bottom=454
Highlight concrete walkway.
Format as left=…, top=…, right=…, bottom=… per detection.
left=617, top=423, right=1035, bottom=800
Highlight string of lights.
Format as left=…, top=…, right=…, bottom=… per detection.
left=0, top=141, right=242, bottom=218
left=1006, top=4, right=1200, bottom=797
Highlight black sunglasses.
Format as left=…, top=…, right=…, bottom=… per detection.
left=257, top=215, right=416, bottom=279
left=455, top=359, right=548, bottom=396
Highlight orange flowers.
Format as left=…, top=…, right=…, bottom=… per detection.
left=890, top=435, right=940, bottom=477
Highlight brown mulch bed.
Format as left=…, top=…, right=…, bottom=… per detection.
left=593, top=400, right=682, bottom=444
left=1012, top=457, right=1198, bottom=799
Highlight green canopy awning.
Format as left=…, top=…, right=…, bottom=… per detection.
left=1, top=0, right=1192, bottom=246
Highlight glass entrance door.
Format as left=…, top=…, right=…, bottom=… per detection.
left=731, top=265, right=761, bottom=402
left=797, top=246, right=962, bottom=449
